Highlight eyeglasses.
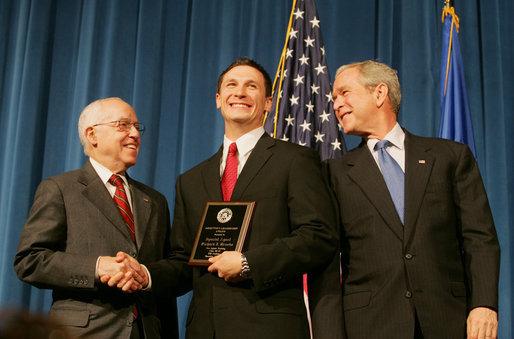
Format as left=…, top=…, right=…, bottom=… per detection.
left=92, top=120, right=145, bottom=135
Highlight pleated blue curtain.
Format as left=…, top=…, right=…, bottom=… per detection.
left=1, top=0, right=512, bottom=337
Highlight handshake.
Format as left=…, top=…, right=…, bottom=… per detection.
left=97, top=252, right=148, bottom=293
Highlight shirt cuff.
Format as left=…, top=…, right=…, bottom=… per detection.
left=95, top=256, right=101, bottom=281
left=141, top=264, right=152, bottom=290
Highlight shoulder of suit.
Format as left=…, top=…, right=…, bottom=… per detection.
left=406, top=131, right=470, bottom=154
left=41, top=167, right=85, bottom=186
left=264, top=137, right=319, bottom=157
left=176, top=150, right=220, bottom=180
left=128, top=177, right=167, bottom=200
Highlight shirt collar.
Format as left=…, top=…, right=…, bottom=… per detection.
left=367, top=122, right=405, bottom=152
left=223, top=126, right=265, bottom=157
left=89, top=157, right=129, bottom=186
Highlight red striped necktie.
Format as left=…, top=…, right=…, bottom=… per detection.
left=109, top=174, right=139, bottom=320
left=221, top=142, right=238, bottom=201
left=109, top=174, right=136, bottom=242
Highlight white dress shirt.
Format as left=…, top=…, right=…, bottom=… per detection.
left=220, top=126, right=266, bottom=178
left=367, top=122, right=406, bottom=173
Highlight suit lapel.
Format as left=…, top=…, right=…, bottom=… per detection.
left=403, top=132, right=434, bottom=243
left=202, top=147, right=224, bottom=201
left=79, top=162, right=137, bottom=246
left=346, top=143, right=404, bottom=241
left=128, top=178, right=152, bottom=250
left=230, top=134, right=273, bottom=201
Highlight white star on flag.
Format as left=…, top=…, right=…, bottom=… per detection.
left=293, top=8, right=304, bottom=19
left=289, top=94, right=299, bottom=106
left=306, top=101, right=314, bottom=112
left=293, top=74, right=304, bottom=86
left=315, top=63, right=326, bottom=75
left=285, top=115, right=295, bottom=126
left=304, top=36, right=315, bottom=47
left=310, top=16, right=320, bottom=28
left=299, top=54, right=309, bottom=65
left=300, top=120, right=312, bottom=132
left=314, top=130, right=325, bottom=142
left=319, top=110, right=330, bottom=123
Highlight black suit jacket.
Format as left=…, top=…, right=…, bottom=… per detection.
left=324, top=131, right=500, bottom=339
left=149, top=134, right=339, bottom=339
left=14, top=161, right=178, bottom=338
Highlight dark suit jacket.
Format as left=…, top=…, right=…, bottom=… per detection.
left=324, top=130, right=500, bottom=338
left=148, top=134, right=339, bottom=339
left=14, top=161, right=178, bottom=338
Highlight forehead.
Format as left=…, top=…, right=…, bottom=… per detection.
left=221, top=65, right=265, bottom=84
left=334, top=67, right=362, bottom=87
left=101, top=100, right=137, bottom=120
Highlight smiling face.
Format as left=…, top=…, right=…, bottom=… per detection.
left=85, top=98, right=141, bottom=173
left=216, top=65, right=272, bottom=139
left=332, top=67, right=380, bottom=138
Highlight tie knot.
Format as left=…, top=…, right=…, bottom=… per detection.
left=109, top=174, right=124, bottom=188
left=376, top=139, right=391, bottom=150
left=228, top=142, right=238, bottom=154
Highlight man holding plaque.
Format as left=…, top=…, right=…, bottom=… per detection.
left=109, top=57, right=339, bottom=338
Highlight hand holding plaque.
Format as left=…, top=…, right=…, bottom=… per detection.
left=188, top=202, right=255, bottom=266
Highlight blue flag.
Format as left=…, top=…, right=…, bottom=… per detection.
left=264, top=0, right=345, bottom=160
left=439, top=6, right=476, bottom=156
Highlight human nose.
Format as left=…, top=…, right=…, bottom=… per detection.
left=128, top=124, right=140, bottom=137
left=234, top=85, right=247, bottom=97
left=333, top=95, right=342, bottom=112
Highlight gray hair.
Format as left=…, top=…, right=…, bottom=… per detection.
left=77, top=97, right=123, bottom=155
left=335, top=60, right=401, bottom=115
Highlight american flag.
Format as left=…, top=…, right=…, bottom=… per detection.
left=264, top=0, right=346, bottom=160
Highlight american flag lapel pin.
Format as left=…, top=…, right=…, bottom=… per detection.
left=418, top=160, right=426, bottom=164
left=144, top=198, right=150, bottom=203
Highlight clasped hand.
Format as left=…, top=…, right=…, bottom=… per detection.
left=98, top=252, right=148, bottom=293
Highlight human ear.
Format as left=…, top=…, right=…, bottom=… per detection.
left=85, top=127, right=97, bottom=146
left=375, top=83, right=389, bottom=108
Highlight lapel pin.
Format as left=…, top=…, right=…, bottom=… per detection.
left=144, top=198, right=150, bottom=203
left=418, top=160, right=426, bottom=164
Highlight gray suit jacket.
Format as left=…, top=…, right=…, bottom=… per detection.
left=325, top=131, right=500, bottom=338
left=148, top=134, right=339, bottom=339
left=14, top=161, right=178, bottom=338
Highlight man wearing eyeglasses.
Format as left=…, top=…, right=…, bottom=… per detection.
left=14, top=97, right=178, bottom=338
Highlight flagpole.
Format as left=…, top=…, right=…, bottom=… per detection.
left=263, top=0, right=297, bottom=138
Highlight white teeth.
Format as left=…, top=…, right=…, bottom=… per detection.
left=126, top=145, right=136, bottom=149
left=232, top=104, right=249, bottom=108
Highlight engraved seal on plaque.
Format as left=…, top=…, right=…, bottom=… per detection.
left=217, top=208, right=233, bottom=223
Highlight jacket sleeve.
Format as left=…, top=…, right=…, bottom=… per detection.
left=454, top=145, right=500, bottom=310
left=14, top=178, right=97, bottom=290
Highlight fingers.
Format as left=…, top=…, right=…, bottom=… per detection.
left=467, top=307, right=498, bottom=339
left=206, top=251, right=243, bottom=282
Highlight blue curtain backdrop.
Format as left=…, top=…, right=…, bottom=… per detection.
left=0, top=0, right=512, bottom=337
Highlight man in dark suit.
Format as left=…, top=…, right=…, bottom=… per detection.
left=326, top=60, right=500, bottom=338
left=14, top=97, right=177, bottom=338
left=115, top=57, right=338, bottom=338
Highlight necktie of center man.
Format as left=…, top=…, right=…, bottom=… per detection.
left=376, top=140, right=405, bottom=224
left=108, top=174, right=139, bottom=320
left=221, top=142, right=238, bottom=201
left=109, top=174, right=136, bottom=242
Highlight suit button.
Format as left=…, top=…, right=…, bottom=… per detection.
left=405, top=291, right=412, bottom=298
left=404, top=253, right=413, bottom=260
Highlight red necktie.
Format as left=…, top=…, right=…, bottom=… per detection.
left=109, top=174, right=136, bottom=242
left=109, top=174, right=139, bottom=320
left=221, top=142, right=238, bottom=201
